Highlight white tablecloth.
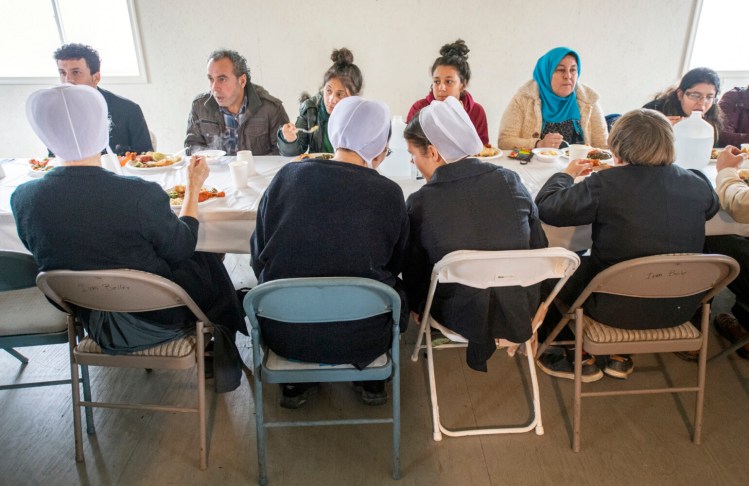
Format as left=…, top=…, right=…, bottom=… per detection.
left=0, top=155, right=743, bottom=254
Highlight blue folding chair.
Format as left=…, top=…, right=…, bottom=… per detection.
left=243, top=277, right=401, bottom=485
left=0, top=251, right=93, bottom=430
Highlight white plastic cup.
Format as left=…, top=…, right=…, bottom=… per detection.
left=228, top=160, right=249, bottom=188
left=236, top=150, right=256, bottom=175
left=568, top=144, right=592, bottom=162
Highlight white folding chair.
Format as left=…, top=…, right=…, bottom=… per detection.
left=37, top=269, right=213, bottom=469
left=411, top=247, right=580, bottom=440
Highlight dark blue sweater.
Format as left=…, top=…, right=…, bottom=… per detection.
left=251, top=158, right=409, bottom=367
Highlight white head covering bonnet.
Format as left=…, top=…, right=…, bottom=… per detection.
left=26, top=84, right=110, bottom=162
left=328, top=96, right=390, bottom=166
left=418, top=96, right=482, bottom=163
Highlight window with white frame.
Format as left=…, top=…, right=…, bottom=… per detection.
left=0, top=0, right=146, bottom=82
left=688, top=0, right=749, bottom=74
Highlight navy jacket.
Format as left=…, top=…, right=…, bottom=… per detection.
left=404, top=158, right=548, bottom=371
left=536, top=164, right=720, bottom=328
left=251, top=158, right=409, bottom=367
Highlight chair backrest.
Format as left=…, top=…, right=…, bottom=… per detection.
left=244, top=277, right=401, bottom=327
left=568, top=253, right=740, bottom=311
left=36, top=268, right=212, bottom=324
left=0, top=251, right=39, bottom=291
left=432, top=248, right=580, bottom=289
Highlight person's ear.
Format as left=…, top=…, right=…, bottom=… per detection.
left=427, top=144, right=440, bottom=163
left=92, top=71, right=101, bottom=86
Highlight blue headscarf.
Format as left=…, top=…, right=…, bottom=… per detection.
left=533, top=47, right=582, bottom=136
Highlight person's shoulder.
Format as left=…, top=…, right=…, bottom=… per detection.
left=191, top=91, right=213, bottom=106
left=252, top=84, right=284, bottom=107
left=575, top=82, right=599, bottom=103
left=410, top=97, right=430, bottom=112
left=515, top=80, right=539, bottom=99
left=97, top=87, right=142, bottom=110
left=367, top=170, right=406, bottom=198
left=300, top=93, right=321, bottom=111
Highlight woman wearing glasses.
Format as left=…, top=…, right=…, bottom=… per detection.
left=643, top=67, right=723, bottom=145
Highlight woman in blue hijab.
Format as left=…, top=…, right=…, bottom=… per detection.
left=498, top=47, right=608, bottom=150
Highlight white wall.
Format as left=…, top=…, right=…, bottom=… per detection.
left=0, top=0, right=707, bottom=158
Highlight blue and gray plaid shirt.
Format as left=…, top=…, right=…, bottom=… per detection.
left=219, top=96, right=249, bottom=155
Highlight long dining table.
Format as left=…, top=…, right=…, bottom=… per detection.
left=0, top=153, right=746, bottom=255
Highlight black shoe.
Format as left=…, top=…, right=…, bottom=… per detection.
left=279, top=383, right=319, bottom=409
left=352, top=380, right=388, bottom=406
left=536, top=347, right=603, bottom=382
left=603, top=354, right=634, bottom=379
left=714, top=313, right=749, bottom=360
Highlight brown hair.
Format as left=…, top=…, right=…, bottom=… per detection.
left=608, top=109, right=675, bottom=166
left=322, top=48, right=363, bottom=95
left=431, top=39, right=471, bottom=85
left=403, top=112, right=432, bottom=155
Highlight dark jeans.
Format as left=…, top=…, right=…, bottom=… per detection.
left=705, top=235, right=749, bottom=331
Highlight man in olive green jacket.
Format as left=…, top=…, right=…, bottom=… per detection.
left=185, top=49, right=288, bottom=156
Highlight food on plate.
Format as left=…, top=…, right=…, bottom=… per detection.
left=120, top=151, right=183, bottom=168
left=584, top=158, right=612, bottom=171
left=477, top=146, right=500, bottom=157
left=711, top=148, right=722, bottom=160
left=587, top=149, right=612, bottom=160
left=738, top=169, right=749, bottom=181
left=293, top=153, right=334, bottom=161
left=166, top=185, right=225, bottom=206
left=508, top=149, right=532, bottom=161
left=740, top=146, right=749, bottom=155
left=28, top=158, right=53, bottom=172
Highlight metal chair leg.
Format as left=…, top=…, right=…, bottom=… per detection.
left=254, top=368, right=267, bottom=486
left=4, top=347, right=29, bottom=364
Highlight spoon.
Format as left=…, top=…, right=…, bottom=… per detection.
left=296, top=126, right=319, bottom=135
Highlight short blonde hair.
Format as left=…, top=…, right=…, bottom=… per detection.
left=608, top=109, right=674, bottom=166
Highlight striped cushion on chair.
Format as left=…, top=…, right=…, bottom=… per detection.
left=76, top=336, right=197, bottom=357
left=583, top=315, right=701, bottom=343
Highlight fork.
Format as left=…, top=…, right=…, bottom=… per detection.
left=296, top=126, right=319, bottom=134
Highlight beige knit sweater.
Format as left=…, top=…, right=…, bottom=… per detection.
left=498, top=80, right=608, bottom=150
left=716, top=167, right=749, bottom=223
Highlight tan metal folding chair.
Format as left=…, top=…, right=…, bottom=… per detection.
left=411, top=248, right=580, bottom=441
left=537, top=253, right=739, bottom=452
left=36, top=269, right=214, bottom=469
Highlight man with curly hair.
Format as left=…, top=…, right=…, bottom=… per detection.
left=53, top=43, right=153, bottom=155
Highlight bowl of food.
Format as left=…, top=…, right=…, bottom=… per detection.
left=532, top=148, right=562, bottom=163
left=193, top=150, right=226, bottom=164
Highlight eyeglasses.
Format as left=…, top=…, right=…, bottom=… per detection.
left=684, top=91, right=716, bottom=103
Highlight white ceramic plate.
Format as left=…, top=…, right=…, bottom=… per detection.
left=125, top=156, right=185, bottom=173
left=476, top=148, right=503, bottom=161
left=193, top=150, right=226, bottom=164
left=27, top=166, right=54, bottom=177
left=532, top=148, right=563, bottom=163
left=166, top=186, right=225, bottom=208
